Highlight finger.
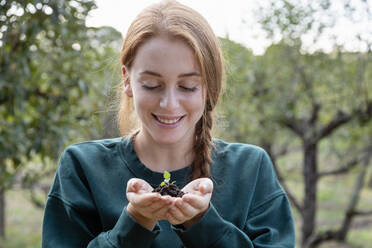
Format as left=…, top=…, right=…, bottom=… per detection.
left=147, top=195, right=173, bottom=212
left=167, top=207, right=184, bottom=225
left=174, top=198, right=197, bottom=219
left=151, top=201, right=174, bottom=220
left=127, top=178, right=153, bottom=193
left=127, top=178, right=145, bottom=193
left=126, top=178, right=137, bottom=192
left=129, top=195, right=173, bottom=221
left=140, top=195, right=174, bottom=220
left=183, top=178, right=213, bottom=195
left=169, top=204, right=187, bottom=221
left=199, top=181, right=213, bottom=194
left=127, top=192, right=160, bottom=207
left=182, top=193, right=208, bottom=210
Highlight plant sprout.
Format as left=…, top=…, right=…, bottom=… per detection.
left=160, top=171, right=174, bottom=187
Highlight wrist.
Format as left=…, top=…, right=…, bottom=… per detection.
left=127, top=203, right=157, bottom=231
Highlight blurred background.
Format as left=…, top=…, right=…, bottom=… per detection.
left=0, top=0, right=372, bottom=247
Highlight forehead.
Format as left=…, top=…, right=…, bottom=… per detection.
left=131, top=35, right=200, bottom=74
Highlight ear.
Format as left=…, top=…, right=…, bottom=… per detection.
left=122, top=65, right=133, bottom=97
left=121, top=65, right=127, bottom=77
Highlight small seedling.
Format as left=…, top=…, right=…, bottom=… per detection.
left=160, top=171, right=171, bottom=186
left=153, top=170, right=185, bottom=197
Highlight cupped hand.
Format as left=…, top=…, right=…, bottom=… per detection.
left=166, top=178, right=213, bottom=227
left=126, top=178, right=173, bottom=230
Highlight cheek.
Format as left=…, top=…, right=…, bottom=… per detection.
left=132, top=91, right=154, bottom=115
left=182, top=94, right=205, bottom=117
left=132, top=85, right=156, bottom=106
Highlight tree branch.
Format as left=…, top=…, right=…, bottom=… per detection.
left=261, top=142, right=303, bottom=214
left=319, top=143, right=372, bottom=178
left=309, top=102, right=321, bottom=125
left=317, top=110, right=353, bottom=140
left=318, top=101, right=372, bottom=141
left=318, top=158, right=360, bottom=177
left=279, top=116, right=306, bottom=138
left=304, top=230, right=341, bottom=248
left=353, top=210, right=372, bottom=216
left=269, top=153, right=303, bottom=213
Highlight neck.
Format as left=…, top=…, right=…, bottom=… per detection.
left=133, top=130, right=194, bottom=173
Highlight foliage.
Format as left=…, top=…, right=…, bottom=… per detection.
left=0, top=0, right=122, bottom=190
left=0, top=0, right=122, bottom=238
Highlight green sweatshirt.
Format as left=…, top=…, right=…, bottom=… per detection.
left=42, top=137, right=295, bottom=247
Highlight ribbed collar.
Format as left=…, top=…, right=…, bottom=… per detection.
left=118, top=136, right=192, bottom=189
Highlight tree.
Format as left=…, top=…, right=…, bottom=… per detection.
left=219, top=0, right=372, bottom=246
left=0, top=0, right=121, bottom=239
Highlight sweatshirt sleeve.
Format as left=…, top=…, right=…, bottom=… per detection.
left=42, top=146, right=160, bottom=248
left=172, top=149, right=295, bottom=248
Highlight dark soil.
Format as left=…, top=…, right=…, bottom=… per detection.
left=153, top=183, right=185, bottom=198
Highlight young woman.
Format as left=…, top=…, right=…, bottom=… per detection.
left=42, top=1, right=295, bottom=247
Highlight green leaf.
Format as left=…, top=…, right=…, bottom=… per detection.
left=163, top=171, right=170, bottom=179
left=160, top=181, right=165, bottom=187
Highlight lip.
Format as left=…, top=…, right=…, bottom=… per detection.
left=152, top=114, right=185, bottom=128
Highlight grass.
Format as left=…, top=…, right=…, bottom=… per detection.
left=0, top=188, right=43, bottom=248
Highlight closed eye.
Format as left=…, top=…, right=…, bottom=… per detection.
left=142, top=85, right=160, bottom=90
left=179, top=86, right=197, bottom=92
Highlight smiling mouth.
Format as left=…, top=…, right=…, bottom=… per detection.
left=153, top=114, right=184, bottom=124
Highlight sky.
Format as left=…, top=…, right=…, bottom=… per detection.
left=86, top=0, right=269, bottom=54
left=86, top=0, right=372, bottom=55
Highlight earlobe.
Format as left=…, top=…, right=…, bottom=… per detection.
left=124, top=83, right=133, bottom=97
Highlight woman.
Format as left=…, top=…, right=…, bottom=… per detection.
left=42, top=1, right=295, bottom=247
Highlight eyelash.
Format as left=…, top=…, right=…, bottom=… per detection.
left=180, top=86, right=197, bottom=92
left=142, top=85, right=159, bottom=90
left=142, top=85, right=197, bottom=92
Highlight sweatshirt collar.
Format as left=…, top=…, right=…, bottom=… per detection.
left=119, top=136, right=191, bottom=189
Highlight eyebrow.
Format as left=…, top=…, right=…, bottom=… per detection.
left=140, top=70, right=201, bottom=78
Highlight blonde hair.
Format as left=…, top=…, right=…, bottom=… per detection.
left=117, top=0, right=224, bottom=179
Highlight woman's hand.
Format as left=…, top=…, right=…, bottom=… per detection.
left=166, top=178, right=213, bottom=228
left=126, top=178, right=173, bottom=230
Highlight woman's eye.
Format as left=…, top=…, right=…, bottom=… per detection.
left=142, top=85, right=159, bottom=90
left=180, top=86, right=197, bottom=92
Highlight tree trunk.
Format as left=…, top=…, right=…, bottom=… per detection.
left=368, top=172, right=372, bottom=189
left=338, top=151, right=371, bottom=240
left=0, top=189, right=5, bottom=239
left=302, top=141, right=318, bottom=246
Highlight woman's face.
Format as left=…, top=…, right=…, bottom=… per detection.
left=124, top=35, right=205, bottom=146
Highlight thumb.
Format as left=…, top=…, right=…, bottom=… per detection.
left=127, top=179, right=138, bottom=192
left=200, top=180, right=213, bottom=194
left=127, top=178, right=146, bottom=193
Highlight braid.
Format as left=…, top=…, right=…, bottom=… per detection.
left=191, top=106, right=214, bottom=180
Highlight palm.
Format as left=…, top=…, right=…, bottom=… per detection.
left=126, top=178, right=173, bottom=229
left=166, top=178, right=213, bottom=226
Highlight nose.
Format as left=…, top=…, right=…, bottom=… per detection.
left=160, top=88, right=179, bottom=110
